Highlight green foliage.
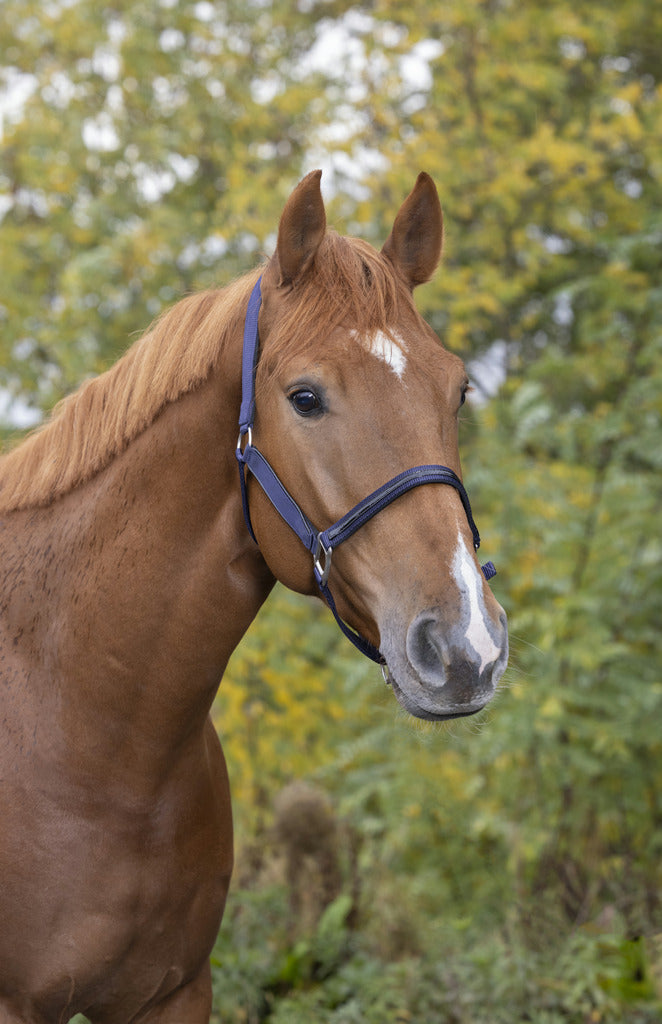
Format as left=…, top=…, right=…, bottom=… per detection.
left=209, top=872, right=662, bottom=1022
left=462, top=210, right=662, bottom=923
left=0, top=0, right=327, bottom=413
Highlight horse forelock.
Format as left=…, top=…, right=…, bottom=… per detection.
left=0, top=271, right=261, bottom=512
left=257, top=232, right=407, bottom=387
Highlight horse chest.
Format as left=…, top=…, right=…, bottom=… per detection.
left=0, top=881, right=218, bottom=1023
left=0, top=739, right=231, bottom=1021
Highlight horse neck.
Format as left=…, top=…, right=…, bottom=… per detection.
left=9, top=356, right=274, bottom=772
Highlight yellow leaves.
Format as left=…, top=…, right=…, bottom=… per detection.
left=603, top=261, right=648, bottom=296
left=539, top=694, right=564, bottom=721
left=212, top=588, right=359, bottom=824
left=522, top=123, right=591, bottom=182
left=567, top=478, right=596, bottom=511
left=436, top=264, right=506, bottom=351
left=445, top=321, right=468, bottom=353
left=616, top=81, right=644, bottom=107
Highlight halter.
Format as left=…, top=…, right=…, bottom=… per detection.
left=235, top=276, right=496, bottom=667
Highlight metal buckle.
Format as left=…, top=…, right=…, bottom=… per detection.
left=236, top=427, right=253, bottom=457
left=313, top=536, right=332, bottom=587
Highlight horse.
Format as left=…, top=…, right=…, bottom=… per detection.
left=0, top=170, right=508, bottom=1023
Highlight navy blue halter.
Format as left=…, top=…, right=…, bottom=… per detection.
left=235, top=276, right=496, bottom=666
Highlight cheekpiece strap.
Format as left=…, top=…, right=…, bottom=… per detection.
left=238, top=276, right=264, bottom=436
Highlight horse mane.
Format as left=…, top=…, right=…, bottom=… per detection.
left=0, top=272, right=260, bottom=512
left=0, top=230, right=406, bottom=513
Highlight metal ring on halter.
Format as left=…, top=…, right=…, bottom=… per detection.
left=236, top=427, right=253, bottom=456
left=313, top=535, right=333, bottom=588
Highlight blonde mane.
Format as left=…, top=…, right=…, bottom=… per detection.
left=0, top=231, right=406, bottom=514
left=0, top=271, right=260, bottom=512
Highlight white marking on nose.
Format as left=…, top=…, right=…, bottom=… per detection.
left=452, top=532, right=501, bottom=674
left=351, top=329, right=408, bottom=379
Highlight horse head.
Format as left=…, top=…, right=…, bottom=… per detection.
left=241, top=171, right=508, bottom=721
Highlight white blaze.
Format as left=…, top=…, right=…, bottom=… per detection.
left=452, top=532, right=501, bottom=674
left=352, top=329, right=408, bottom=379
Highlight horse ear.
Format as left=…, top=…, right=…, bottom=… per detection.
left=272, top=169, right=326, bottom=287
left=381, top=172, right=443, bottom=289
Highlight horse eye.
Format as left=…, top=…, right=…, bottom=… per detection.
left=289, top=388, right=322, bottom=416
left=460, top=389, right=467, bottom=407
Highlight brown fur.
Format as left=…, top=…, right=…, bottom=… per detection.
left=260, top=231, right=403, bottom=375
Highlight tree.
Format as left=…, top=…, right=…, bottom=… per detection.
left=0, top=0, right=330, bottom=415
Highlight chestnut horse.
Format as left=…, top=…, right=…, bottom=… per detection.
left=0, top=171, right=507, bottom=1023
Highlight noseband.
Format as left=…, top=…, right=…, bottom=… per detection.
left=236, top=276, right=496, bottom=667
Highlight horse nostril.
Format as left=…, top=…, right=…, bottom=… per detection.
left=406, top=613, right=450, bottom=687
left=406, top=608, right=507, bottom=691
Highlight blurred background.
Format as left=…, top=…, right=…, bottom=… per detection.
left=1, top=0, right=660, bottom=1019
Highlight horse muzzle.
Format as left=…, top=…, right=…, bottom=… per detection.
left=381, top=605, right=509, bottom=722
